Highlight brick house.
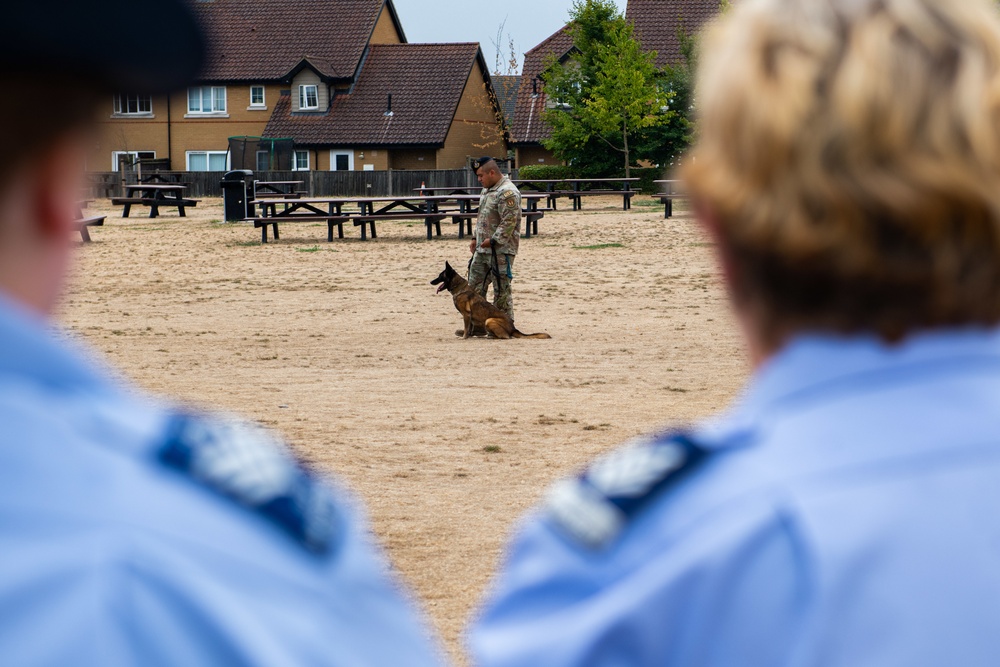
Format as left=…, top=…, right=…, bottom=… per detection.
left=95, top=0, right=506, bottom=173
left=510, top=0, right=721, bottom=167
left=263, top=43, right=506, bottom=171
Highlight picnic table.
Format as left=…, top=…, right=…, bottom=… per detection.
left=443, top=193, right=548, bottom=239
left=511, top=177, right=639, bottom=211
left=112, top=184, right=199, bottom=218
left=414, top=186, right=482, bottom=196
left=140, top=172, right=190, bottom=185
left=652, top=179, right=687, bottom=218
left=74, top=200, right=104, bottom=242
left=249, top=193, right=548, bottom=243
left=254, top=180, right=304, bottom=197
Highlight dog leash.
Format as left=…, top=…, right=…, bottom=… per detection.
left=480, top=242, right=504, bottom=292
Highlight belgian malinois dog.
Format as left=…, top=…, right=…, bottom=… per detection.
left=431, top=262, right=551, bottom=339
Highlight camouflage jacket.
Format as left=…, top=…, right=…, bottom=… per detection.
left=476, top=176, right=520, bottom=256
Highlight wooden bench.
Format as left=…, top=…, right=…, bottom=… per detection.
left=449, top=209, right=549, bottom=239
left=345, top=212, right=451, bottom=240
left=246, top=215, right=349, bottom=243
left=253, top=192, right=302, bottom=199
left=111, top=196, right=199, bottom=218
left=652, top=194, right=688, bottom=218
left=554, top=189, right=636, bottom=211
left=76, top=215, right=105, bottom=243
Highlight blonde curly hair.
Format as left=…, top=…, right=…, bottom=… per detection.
left=683, top=0, right=1000, bottom=344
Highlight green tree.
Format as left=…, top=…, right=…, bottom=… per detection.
left=541, top=0, right=673, bottom=176
left=630, top=20, right=698, bottom=169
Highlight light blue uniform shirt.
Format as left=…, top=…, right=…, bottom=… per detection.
left=0, top=296, right=444, bottom=666
left=469, top=328, right=1000, bottom=666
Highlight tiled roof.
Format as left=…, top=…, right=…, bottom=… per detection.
left=510, top=26, right=574, bottom=146
left=492, top=75, right=521, bottom=127
left=626, top=0, right=722, bottom=68
left=264, top=43, right=483, bottom=146
left=191, top=0, right=401, bottom=81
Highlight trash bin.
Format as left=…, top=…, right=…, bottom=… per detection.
left=221, top=170, right=254, bottom=221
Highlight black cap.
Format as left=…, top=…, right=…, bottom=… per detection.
left=472, top=157, right=496, bottom=169
left=0, top=0, right=205, bottom=93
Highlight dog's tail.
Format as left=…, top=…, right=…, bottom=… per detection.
left=512, top=329, right=552, bottom=339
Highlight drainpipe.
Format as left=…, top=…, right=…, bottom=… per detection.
left=166, top=93, right=172, bottom=168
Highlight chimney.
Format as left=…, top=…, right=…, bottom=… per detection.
left=384, top=93, right=394, bottom=117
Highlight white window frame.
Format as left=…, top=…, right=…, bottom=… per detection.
left=113, top=93, right=152, bottom=116
left=329, top=150, right=354, bottom=171
left=249, top=85, right=266, bottom=108
left=299, top=84, right=319, bottom=110
left=186, top=150, right=230, bottom=172
left=112, top=150, right=155, bottom=171
left=293, top=150, right=311, bottom=171
left=187, top=86, right=227, bottom=114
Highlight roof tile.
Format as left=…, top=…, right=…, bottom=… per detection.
left=264, top=43, right=482, bottom=146
left=191, top=0, right=394, bottom=81
left=626, top=0, right=721, bottom=68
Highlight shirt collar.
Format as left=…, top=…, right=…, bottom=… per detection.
left=0, top=292, right=119, bottom=394
left=693, top=327, right=1000, bottom=447
left=487, top=176, right=510, bottom=193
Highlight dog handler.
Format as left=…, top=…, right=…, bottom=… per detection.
left=469, top=0, right=1000, bottom=664
left=465, top=157, right=521, bottom=335
left=0, top=2, right=443, bottom=664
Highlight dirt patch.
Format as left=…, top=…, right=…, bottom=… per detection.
left=60, top=194, right=750, bottom=663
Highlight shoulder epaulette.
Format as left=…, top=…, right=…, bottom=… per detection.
left=545, top=431, right=709, bottom=549
left=158, top=412, right=336, bottom=555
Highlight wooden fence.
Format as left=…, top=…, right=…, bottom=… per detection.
left=87, top=168, right=495, bottom=198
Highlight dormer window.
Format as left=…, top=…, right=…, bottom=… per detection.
left=299, top=85, right=319, bottom=110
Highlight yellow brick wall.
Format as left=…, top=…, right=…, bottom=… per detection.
left=390, top=149, right=436, bottom=170
left=354, top=148, right=389, bottom=171
left=516, top=145, right=559, bottom=167
left=370, top=5, right=403, bottom=44
left=437, top=64, right=506, bottom=169
left=95, top=85, right=283, bottom=171
left=93, top=94, right=170, bottom=170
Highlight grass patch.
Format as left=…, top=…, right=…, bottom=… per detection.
left=229, top=240, right=259, bottom=247
left=296, top=246, right=321, bottom=253
left=573, top=243, right=624, bottom=250
left=483, top=445, right=502, bottom=453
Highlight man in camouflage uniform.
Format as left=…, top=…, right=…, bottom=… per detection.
left=463, top=157, right=521, bottom=337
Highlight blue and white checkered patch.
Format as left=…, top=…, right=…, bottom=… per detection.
left=546, top=432, right=708, bottom=549
left=159, top=413, right=336, bottom=555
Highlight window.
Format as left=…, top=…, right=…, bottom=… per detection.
left=293, top=150, right=310, bottom=171
left=113, top=94, right=152, bottom=115
left=250, top=86, right=265, bottom=107
left=186, top=151, right=229, bottom=171
left=330, top=150, right=353, bottom=171
left=112, top=150, right=155, bottom=171
left=299, top=84, right=319, bottom=110
left=188, top=86, right=227, bottom=114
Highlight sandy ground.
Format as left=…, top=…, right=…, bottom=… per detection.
left=59, top=194, right=750, bottom=663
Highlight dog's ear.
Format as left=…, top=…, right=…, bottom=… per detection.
left=445, top=261, right=453, bottom=272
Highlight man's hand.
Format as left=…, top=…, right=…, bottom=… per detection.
left=480, top=239, right=494, bottom=249
left=469, top=239, right=476, bottom=253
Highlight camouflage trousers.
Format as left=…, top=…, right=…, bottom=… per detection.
left=468, top=252, right=514, bottom=321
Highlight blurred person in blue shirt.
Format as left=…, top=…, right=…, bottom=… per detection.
left=468, top=0, right=1000, bottom=665
left=0, top=1, right=444, bottom=665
